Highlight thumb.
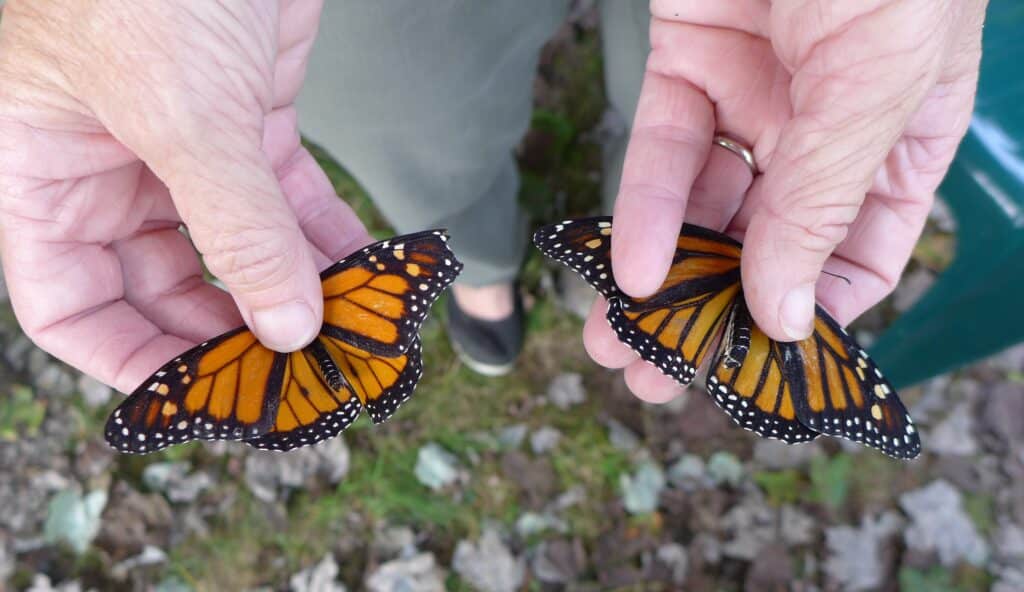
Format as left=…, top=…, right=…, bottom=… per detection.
left=137, top=125, right=322, bottom=352
left=742, top=68, right=937, bottom=342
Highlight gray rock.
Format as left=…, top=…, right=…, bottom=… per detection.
left=555, top=268, right=597, bottom=320
left=495, top=424, right=528, bottom=449
left=111, top=545, right=168, bottom=580
left=451, top=529, right=525, bottom=592
left=35, top=364, right=76, bottom=399
left=994, top=520, right=1024, bottom=562
left=365, top=553, right=445, bottom=592
left=620, top=461, right=665, bottom=515
left=780, top=505, right=816, bottom=546
left=604, top=418, right=641, bottom=452
left=290, top=553, right=347, bottom=592
left=530, top=427, right=562, bottom=454
left=993, top=567, right=1024, bottom=592
left=245, top=437, right=350, bottom=502
left=892, top=268, right=935, bottom=313
left=927, top=401, right=978, bottom=456
left=899, top=480, right=988, bottom=566
left=547, top=373, right=586, bottom=409
left=667, top=455, right=708, bottom=491
left=988, top=342, right=1024, bottom=374
left=515, top=512, right=567, bottom=537
left=153, top=577, right=194, bottom=592
left=373, top=525, right=417, bottom=559
left=981, top=383, right=1024, bottom=448
left=43, top=488, right=108, bottom=554
left=413, top=443, right=460, bottom=491
left=655, top=543, right=688, bottom=584
left=4, top=334, right=33, bottom=369
left=25, top=574, right=83, bottom=592
left=550, top=486, right=586, bottom=511
left=929, top=196, right=957, bottom=232
left=531, top=539, right=586, bottom=584
left=824, top=512, right=902, bottom=592
left=142, top=462, right=212, bottom=503
left=753, top=438, right=822, bottom=469
left=0, top=533, right=12, bottom=583
left=76, top=375, right=113, bottom=408
left=706, top=451, right=743, bottom=487
left=721, top=495, right=776, bottom=560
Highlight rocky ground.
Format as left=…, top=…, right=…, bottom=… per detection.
left=3, top=5, right=1024, bottom=592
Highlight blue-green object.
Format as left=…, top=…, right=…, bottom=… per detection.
left=872, top=0, right=1024, bottom=387
left=43, top=489, right=108, bottom=554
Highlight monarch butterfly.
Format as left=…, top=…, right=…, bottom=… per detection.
left=105, top=230, right=463, bottom=454
left=534, top=217, right=921, bottom=459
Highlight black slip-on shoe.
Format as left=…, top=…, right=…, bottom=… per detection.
left=446, top=290, right=524, bottom=377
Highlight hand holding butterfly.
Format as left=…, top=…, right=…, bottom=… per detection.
left=0, top=1, right=366, bottom=393
left=585, top=0, right=987, bottom=402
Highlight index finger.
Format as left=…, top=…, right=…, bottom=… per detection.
left=611, top=71, right=715, bottom=298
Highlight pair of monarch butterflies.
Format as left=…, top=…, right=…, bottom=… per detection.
left=534, top=217, right=921, bottom=460
left=105, top=230, right=462, bottom=454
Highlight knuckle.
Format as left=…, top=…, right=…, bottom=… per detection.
left=201, top=225, right=304, bottom=292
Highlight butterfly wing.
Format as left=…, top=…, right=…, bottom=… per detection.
left=532, top=217, right=620, bottom=299
left=535, top=217, right=743, bottom=386
left=105, top=329, right=285, bottom=454
left=706, top=301, right=821, bottom=443
left=791, top=307, right=921, bottom=459
left=319, top=230, right=461, bottom=356
left=708, top=299, right=921, bottom=458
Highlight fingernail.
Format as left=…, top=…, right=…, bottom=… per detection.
left=252, top=300, right=318, bottom=351
left=779, top=283, right=816, bottom=340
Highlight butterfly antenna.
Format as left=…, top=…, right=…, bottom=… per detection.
left=822, top=270, right=852, bottom=285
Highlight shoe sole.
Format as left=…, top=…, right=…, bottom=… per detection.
left=450, top=339, right=516, bottom=377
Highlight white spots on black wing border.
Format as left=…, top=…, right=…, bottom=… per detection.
left=365, top=337, right=424, bottom=425
left=244, top=396, right=363, bottom=452
left=532, top=217, right=620, bottom=300
left=705, top=374, right=819, bottom=445
left=605, top=300, right=698, bottom=387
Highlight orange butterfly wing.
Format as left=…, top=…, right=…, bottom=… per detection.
left=105, top=329, right=285, bottom=453
left=535, top=217, right=741, bottom=385
left=106, top=230, right=461, bottom=454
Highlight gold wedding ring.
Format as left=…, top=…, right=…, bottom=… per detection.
left=713, top=134, right=758, bottom=175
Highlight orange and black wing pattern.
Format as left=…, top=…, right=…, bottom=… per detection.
left=106, top=230, right=461, bottom=454
left=534, top=217, right=742, bottom=386
left=319, top=230, right=461, bottom=356
left=534, top=216, right=921, bottom=459
left=105, top=329, right=285, bottom=453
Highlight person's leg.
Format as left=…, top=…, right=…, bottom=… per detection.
left=299, top=2, right=568, bottom=290
left=299, top=2, right=569, bottom=374
left=596, top=0, right=650, bottom=212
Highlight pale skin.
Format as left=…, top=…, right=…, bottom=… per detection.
left=0, top=1, right=986, bottom=401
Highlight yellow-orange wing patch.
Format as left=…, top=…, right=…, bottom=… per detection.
left=535, top=217, right=743, bottom=386
left=788, top=306, right=921, bottom=459
left=320, top=230, right=462, bottom=356
left=105, top=328, right=285, bottom=453
left=706, top=301, right=820, bottom=444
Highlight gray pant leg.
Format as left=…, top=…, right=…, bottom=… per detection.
left=597, top=0, right=650, bottom=213
left=298, top=2, right=569, bottom=286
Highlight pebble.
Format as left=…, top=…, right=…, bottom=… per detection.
left=143, top=462, right=212, bottom=504
left=655, top=543, right=688, bottom=584
left=289, top=553, right=347, bottom=592
left=547, top=373, right=586, bottom=409
left=753, top=438, right=822, bottom=469
left=76, top=375, right=113, bottom=408
left=451, top=529, right=525, bottom=592
left=706, top=452, right=743, bottom=487
left=824, top=512, right=902, bottom=592
left=515, top=512, right=567, bottom=537
left=927, top=401, right=979, bottom=456
left=620, top=461, right=665, bottom=515
left=495, top=424, right=528, bottom=450
left=111, top=545, right=167, bottom=580
left=604, top=418, right=641, bottom=452
left=373, top=525, right=417, bottom=559
left=667, top=455, right=708, bottom=491
left=365, top=552, right=445, bottom=592
left=43, top=488, right=108, bottom=554
left=244, top=437, right=350, bottom=502
left=35, top=364, right=76, bottom=399
left=899, top=479, right=988, bottom=566
left=531, top=539, right=587, bottom=584
left=413, top=443, right=460, bottom=491
left=529, top=426, right=562, bottom=454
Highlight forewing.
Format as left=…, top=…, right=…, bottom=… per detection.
left=319, top=230, right=462, bottom=356
left=532, top=217, right=619, bottom=299
left=105, top=328, right=284, bottom=454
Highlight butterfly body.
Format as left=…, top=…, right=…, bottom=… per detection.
left=534, top=217, right=921, bottom=459
left=105, top=230, right=462, bottom=454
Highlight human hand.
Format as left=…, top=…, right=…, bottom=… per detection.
left=0, top=1, right=371, bottom=393
left=584, top=0, right=987, bottom=401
